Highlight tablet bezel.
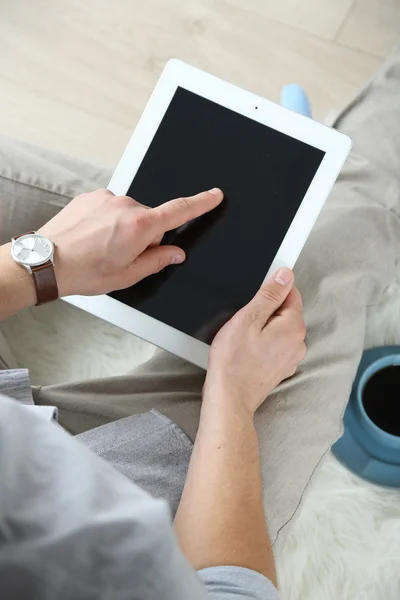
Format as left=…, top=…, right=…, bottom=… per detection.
left=64, top=59, right=351, bottom=369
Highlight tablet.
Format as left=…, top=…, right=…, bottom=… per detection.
left=64, top=59, right=351, bottom=369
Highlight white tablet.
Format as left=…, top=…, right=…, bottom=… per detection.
left=64, top=59, right=351, bottom=369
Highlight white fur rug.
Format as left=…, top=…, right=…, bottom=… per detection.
left=2, top=291, right=400, bottom=600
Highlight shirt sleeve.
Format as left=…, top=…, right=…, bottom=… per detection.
left=0, top=393, right=280, bottom=600
left=0, top=394, right=207, bottom=600
left=198, top=566, right=280, bottom=600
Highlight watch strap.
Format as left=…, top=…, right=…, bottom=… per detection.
left=31, top=261, right=59, bottom=305
left=13, top=231, right=35, bottom=240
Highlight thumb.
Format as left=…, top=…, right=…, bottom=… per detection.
left=248, top=267, right=294, bottom=323
left=126, top=245, right=185, bottom=284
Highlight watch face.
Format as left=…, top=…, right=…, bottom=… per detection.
left=12, top=234, right=53, bottom=266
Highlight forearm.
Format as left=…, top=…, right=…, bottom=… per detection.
left=174, top=393, right=277, bottom=586
left=0, top=244, right=36, bottom=320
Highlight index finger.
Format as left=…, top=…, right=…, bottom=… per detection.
left=151, top=188, right=224, bottom=233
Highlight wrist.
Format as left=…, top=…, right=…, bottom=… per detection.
left=203, top=374, right=257, bottom=416
left=0, top=243, right=37, bottom=319
left=201, top=382, right=255, bottom=424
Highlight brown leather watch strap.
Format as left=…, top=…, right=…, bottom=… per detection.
left=13, top=231, right=35, bottom=239
left=31, top=261, right=59, bottom=306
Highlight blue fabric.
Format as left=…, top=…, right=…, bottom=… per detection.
left=280, top=84, right=312, bottom=117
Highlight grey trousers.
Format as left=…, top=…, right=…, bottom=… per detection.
left=1, top=47, right=400, bottom=547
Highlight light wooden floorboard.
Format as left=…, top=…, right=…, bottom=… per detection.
left=0, top=0, right=397, bottom=164
left=226, top=0, right=354, bottom=40
left=338, top=0, right=400, bottom=58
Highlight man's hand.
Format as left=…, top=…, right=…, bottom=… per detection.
left=38, top=187, right=223, bottom=297
left=175, top=268, right=305, bottom=585
left=204, top=267, right=306, bottom=415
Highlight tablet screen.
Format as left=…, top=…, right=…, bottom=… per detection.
left=109, top=87, right=324, bottom=342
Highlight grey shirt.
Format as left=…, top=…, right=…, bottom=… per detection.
left=0, top=389, right=279, bottom=600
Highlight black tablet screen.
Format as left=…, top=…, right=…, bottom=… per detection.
left=109, top=87, right=324, bottom=342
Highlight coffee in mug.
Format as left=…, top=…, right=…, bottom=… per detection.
left=362, top=366, right=400, bottom=437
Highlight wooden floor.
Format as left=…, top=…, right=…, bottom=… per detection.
left=0, top=0, right=399, bottom=166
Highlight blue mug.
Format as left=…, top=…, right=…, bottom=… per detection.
left=332, top=346, right=400, bottom=487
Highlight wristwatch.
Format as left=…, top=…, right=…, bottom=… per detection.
left=10, top=231, right=59, bottom=305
